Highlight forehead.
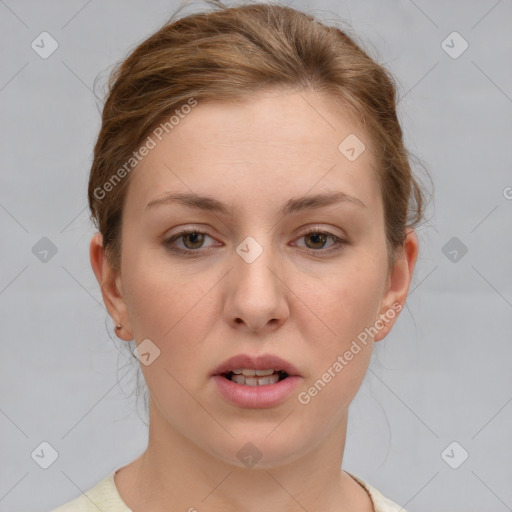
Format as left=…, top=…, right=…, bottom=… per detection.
left=124, top=88, right=381, bottom=216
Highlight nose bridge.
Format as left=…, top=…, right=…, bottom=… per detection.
left=234, top=231, right=279, bottom=292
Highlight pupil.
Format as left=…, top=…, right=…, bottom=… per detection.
left=307, top=233, right=326, bottom=249
left=184, top=232, right=203, bottom=249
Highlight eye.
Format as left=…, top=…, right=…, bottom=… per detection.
left=294, top=228, right=347, bottom=255
left=163, top=228, right=217, bottom=255
left=163, top=226, right=348, bottom=257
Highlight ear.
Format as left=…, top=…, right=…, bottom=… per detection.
left=373, top=229, right=419, bottom=342
left=89, top=233, right=133, bottom=341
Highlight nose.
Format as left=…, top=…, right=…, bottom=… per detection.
left=223, top=237, right=290, bottom=333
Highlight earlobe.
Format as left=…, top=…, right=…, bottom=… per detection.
left=89, top=233, right=133, bottom=340
left=373, top=229, right=419, bottom=342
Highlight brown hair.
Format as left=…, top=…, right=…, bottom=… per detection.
left=89, top=0, right=430, bottom=273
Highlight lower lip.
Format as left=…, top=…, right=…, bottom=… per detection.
left=212, top=374, right=302, bottom=408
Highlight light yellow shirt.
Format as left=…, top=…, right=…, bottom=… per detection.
left=51, top=469, right=407, bottom=512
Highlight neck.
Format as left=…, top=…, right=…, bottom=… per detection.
left=115, top=399, right=373, bottom=512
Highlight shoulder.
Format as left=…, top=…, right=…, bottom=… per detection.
left=345, top=471, right=407, bottom=512
left=50, top=471, right=132, bottom=512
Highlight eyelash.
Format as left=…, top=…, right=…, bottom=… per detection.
left=163, top=227, right=348, bottom=257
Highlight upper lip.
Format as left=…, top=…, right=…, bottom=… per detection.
left=212, top=353, right=301, bottom=377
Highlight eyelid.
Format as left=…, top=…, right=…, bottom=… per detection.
left=295, top=224, right=346, bottom=239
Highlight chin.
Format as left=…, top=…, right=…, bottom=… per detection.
left=205, top=432, right=309, bottom=470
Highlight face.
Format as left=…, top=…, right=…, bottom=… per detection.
left=91, top=88, right=417, bottom=469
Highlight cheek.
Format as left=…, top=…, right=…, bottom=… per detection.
left=304, top=259, right=385, bottom=346
left=122, top=260, right=215, bottom=395
left=121, top=239, right=213, bottom=339
left=292, top=258, right=384, bottom=396
left=121, top=254, right=225, bottom=402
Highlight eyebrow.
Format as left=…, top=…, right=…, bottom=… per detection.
left=144, top=191, right=366, bottom=215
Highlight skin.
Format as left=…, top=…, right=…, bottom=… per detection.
left=90, top=87, right=418, bottom=512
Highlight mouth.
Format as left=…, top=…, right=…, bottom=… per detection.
left=212, top=358, right=302, bottom=408
left=222, top=369, right=289, bottom=386
left=212, top=353, right=301, bottom=382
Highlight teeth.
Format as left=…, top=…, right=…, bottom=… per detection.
left=232, top=368, right=279, bottom=376
left=231, top=373, right=280, bottom=386
left=255, top=369, right=276, bottom=376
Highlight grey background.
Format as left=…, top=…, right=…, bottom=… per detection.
left=1, top=0, right=511, bottom=511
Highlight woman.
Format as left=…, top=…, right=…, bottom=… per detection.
left=53, top=1, right=427, bottom=510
